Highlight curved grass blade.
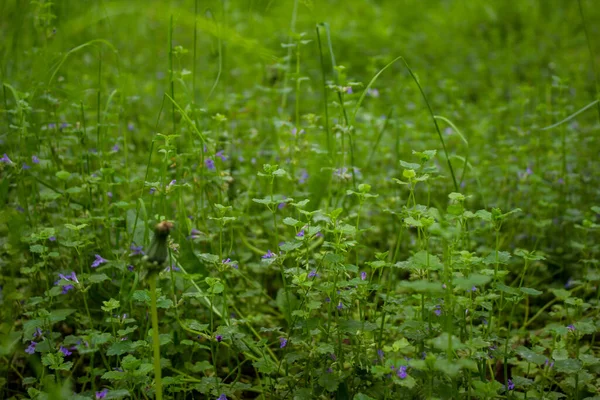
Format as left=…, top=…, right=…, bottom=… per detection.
left=540, top=99, right=599, bottom=131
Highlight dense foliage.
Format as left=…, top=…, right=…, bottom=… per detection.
left=1, top=0, right=599, bottom=399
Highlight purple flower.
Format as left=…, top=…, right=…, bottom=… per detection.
left=216, top=150, right=227, bottom=161
left=91, top=254, right=108, bottom=268
left=130, top=243, right=144, bottom=256
left=471, top=286, right=477, bottom=292
left=346, top=87, right=353, bottom=94
left=377, top=349, right=384, bottom=360
left=107, top=192, right=113, bottom=199
left=337, top=301, right=343, bottom=310
left=188, top=228, right=201, bottom=240
left=49, top=236, right=56, bottom=242
left=34, top=328, right=43, bottom=339
left=308, top=270, right=317, bottom=278
left=222, top=258, right=231, bottom=264
left=360, top=271, right=367, bottom=281
left=60, top=122, right=68, bottom=129
left=48, top=123, right=57, bottom=129
left=262, top=250, right=276, bottom=259
left=545, top=359, right=554, bottom=369
left=168, top=179, right=176, bottom=187
left=325, top=297, right=331, bottom=303
left=442, top=283, right=447, bottom=289
left=164, top=264, right=180, bottom=272
left=205, top=158, right=215, bottom=170
left=127, top=122, right=135, bottom=131
left=112, top=143, right=120, bottom=152
left=1, top=153, right=13, bottom=164
left=567, top=324, right=576, bottom=332
left=434, top=305, right=442, bottom=316
left=216, top=335, right=223, bottom=342
left=279, top=337, right=288, bottom=348
left=127, top=264, right=134, bottom=272
left=96, top=388, right=109, bottom=399
left=565, top=278, right=574, bottom=288
left=397, top=365, right=408, bottom=379
left=329, top=353, right=337, bottom=361
left=60, top=346, right=72, bottom=356
left=316, top=231, right=323, bottom=238
left=367, top=88, right=380, bottom=98
left=149, top=187, right=156, bottom=194
left=298, top=169, right=309, bottom=184
left=62, top=284, right=75, bottom=294
left=217, top=395, right=227, bottom=400
left=32, top=155, right=40, bottom=164
left=278, top=202, right=286, bottom=210
left=22, top=163, right=31, bottom=170
left=25, top=341, right=37, bottom=354
left=507, top=379, right=514, bottom=391
left=296, top=230, right=305, bottom=237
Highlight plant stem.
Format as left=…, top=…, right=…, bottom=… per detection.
left=149, top=276, right=163, bottom=400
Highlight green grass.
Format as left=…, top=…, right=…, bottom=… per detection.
left=1, top=0, right=599, bottom=399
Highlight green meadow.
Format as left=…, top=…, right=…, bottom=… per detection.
left=1, top=0, right=599, bottom=399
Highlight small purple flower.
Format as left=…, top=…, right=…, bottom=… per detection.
left=22, top=163, right=31, bottom=170
left=188, top=228, right=201, bottom=240
left=91, top=254, right=108, bottom=268
left=16, top=205, right=24, bottom=213
left=32, top=155, right=40, bottom=164
left=112, top=143, right=120, bottom=152
left=168, top=179, right=176, bottom=187
left=367, top=88, right=380, bottom=98
left=278, top=202, right=286, bottom=210
left=49, top=236, right=56, bottom=242
left=34, top=328, right=43, bottom=339
left=96, top=388, right=109, bottom=399
left=60, top=122, right=68, bottom=129
left=299, top=169, right=309, bottom=184
left=545, top=359, right=554, bottom=369
left=48, top=123, right=57, bottom=129
left=62, top=284, right=75, bottom=294
left=217, top=395, right=227, bottom=400
left=337, top=301, right=343, bottom=310
left=130, top=243, right=144, bottom=256
left=360, top=271, right=367, bottom=281
left=327, top=367, right=333, bottom=373
left=565, top=278, right=574, bottom=288
left=471, top=286, right=477, bottom=292
left=127, top=264, right=134, bottom=272
left=329, top=353, right=337, bottom=361
left=127, top=122, right=135, bottom=131
left=442, top=283, right=447, bottom=289
left=164, top=264, right=180, bottom=272
left=316, top=231, right=323, bottom=238
left=60, top=346, right=72, bottom=357
left=325, top=297, right=331, bottom=303
left=346, top=87, right=353, bottom=94
left=149, top=187, right=156, bottom=194
left=308, top=270, right=317, bottom=278
left=397, top=365, right=407, bottom=379
left=216, top=150, right=227, bottom=161
left=507, top=379, right=514, bottom=391
left=216, top=335, right=223, bottom=342
left=296, top=230, right=305, bottom=237
left=107, top=192, right=113, bottom=199
left=434, top=305, right=442, bottom=316
left=1, top=154, right=13, bottom=164
left=377, top=349, right=384, bottom=360
left=205, top=158, right=215, bottom=170
left=279, top=337, right=288, bottom=348
left=262, top=250, right=276, bottom=259
left=25, top=341, right=37, bottom=354
left=222, top=258, right=231, bottom=264
left=567, top=324, right=576, bottom=332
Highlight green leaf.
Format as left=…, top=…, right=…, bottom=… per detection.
left=516, top=346, right=546, bottom=365
left=88, top=273, right=109, bottom=284
left=106, top=341, right=132, bottom=356
left=453, top=274, right=491, bottom=291
left=520, top=287, right=543, bottom=296
left=283, top=217, right=301, bottom=226
left=318, top=371, right=340, bottom=392
left=554, top=358, right=582, bottom=373
left=49, top=309, right=76, bottom=323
